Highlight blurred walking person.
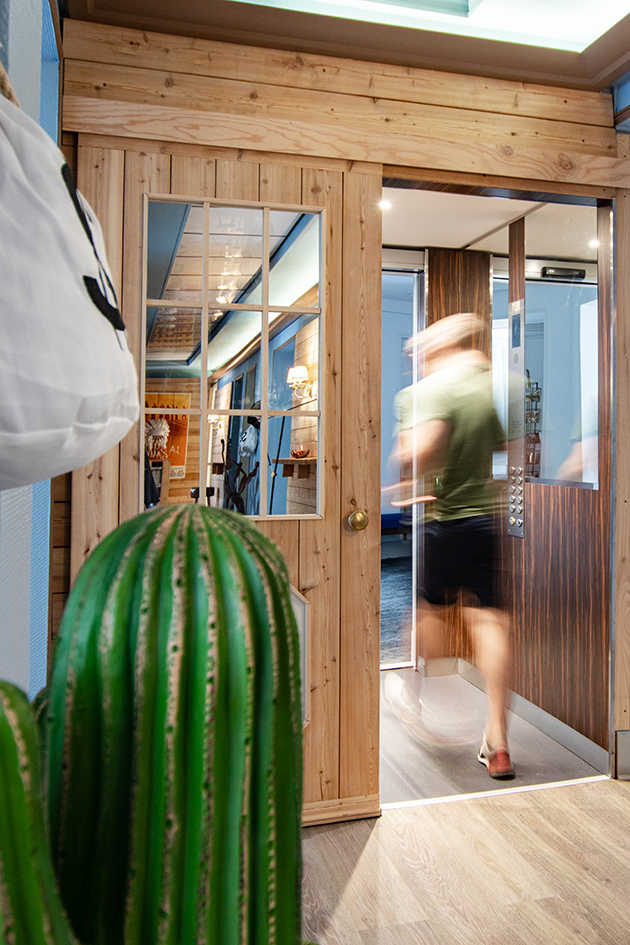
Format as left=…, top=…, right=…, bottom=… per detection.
left=389, top=312, right=514, bottom=779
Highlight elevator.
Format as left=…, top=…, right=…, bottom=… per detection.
left=379, top=180, right=613, bottom=800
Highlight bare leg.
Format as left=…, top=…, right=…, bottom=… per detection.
left=464, top=606, right=510, bottom=749
left=416, top=599, right=448, bottom=666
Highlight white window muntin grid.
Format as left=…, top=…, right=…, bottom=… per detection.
left=141, top=194, right=325, bottom=518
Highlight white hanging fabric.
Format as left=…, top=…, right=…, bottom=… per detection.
left=0, top=79, right=139, bottom=491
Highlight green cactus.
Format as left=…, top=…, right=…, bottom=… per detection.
left=43, top=504, right=303, bottom=945
left=0, top=681, right=78, bottom=945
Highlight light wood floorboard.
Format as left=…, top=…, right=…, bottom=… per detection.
left=302, top=779, right=630, bottom=944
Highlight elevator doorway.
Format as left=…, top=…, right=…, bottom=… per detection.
left=379, top=182, right=612, bottom=803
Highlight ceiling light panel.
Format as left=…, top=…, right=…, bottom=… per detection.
left=223, top=0, right=630, bottom=52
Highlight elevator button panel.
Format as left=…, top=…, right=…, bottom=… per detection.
left=507, top=299, right=525, bottom=539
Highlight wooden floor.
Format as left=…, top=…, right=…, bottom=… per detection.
left=302, top=778, right=630, bottom=944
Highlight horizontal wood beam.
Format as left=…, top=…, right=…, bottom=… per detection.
left=383, top=165, right=618, bottom=201
left=62, top=20, right=613, bottom=128
left=64, top=60, right=619, bottom=158
left=63, top=96, right=630, bottom=188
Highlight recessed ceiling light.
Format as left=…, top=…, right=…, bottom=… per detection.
left=589, top=239, right=600, bottom=248
left=379, top=199, right=392, bottom=210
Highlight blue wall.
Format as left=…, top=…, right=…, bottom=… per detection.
left=0, top=0, right=59, bottom=698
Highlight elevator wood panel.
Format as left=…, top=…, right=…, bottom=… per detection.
left=505, top=485, right=609, bottom=748
left=422, top=248, right=492, bottom=665
left=426, top=249, right=460, bottom=327
left=615, top=190, right=630, bottom=734
left=509, top=216, right=525, bottom=303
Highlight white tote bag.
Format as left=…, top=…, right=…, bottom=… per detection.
left=0, top=93, right=139, bottom=490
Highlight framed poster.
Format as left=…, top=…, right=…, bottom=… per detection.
left=145, top=393, right=190, bottom=479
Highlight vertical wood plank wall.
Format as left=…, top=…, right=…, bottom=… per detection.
left=71, top=147, right=124, bottom=582
left=339, top=168, right=382, bottom=805
left=57, top=19, right=630, bottom=815
left=299, top=167, right=343, bottom=811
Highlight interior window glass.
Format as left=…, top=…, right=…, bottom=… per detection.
left=145, top=198, right=322, bottom=516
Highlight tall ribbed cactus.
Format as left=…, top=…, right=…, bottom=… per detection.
left=42, top=504, right=303, bottom=945
left=0, top=682, right=78, bottom=945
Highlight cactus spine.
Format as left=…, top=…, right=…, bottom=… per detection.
left=0, top=682, right=78, bottom=945
left=44, top=504, right=303, bottom=945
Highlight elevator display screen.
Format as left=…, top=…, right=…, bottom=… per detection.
left=512, top=312, right=521, bottom=349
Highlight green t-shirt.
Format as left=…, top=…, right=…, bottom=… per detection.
left=394, top=362, right=504, bottom=521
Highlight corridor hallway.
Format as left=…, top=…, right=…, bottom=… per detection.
left=302, top=777, right=628, bottom=944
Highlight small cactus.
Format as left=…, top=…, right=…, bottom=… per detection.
left=43, top=504, right=303, bottom=945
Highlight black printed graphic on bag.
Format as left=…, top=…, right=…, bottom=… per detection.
left=61, top=163, right=126, bottom=331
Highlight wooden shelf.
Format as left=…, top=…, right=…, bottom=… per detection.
left=277, top=456, right=317, bottom=479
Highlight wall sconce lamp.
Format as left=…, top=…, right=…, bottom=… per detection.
left=287, top=365, right=313, bottom=398
left=208, top=414, right=222, bottom=430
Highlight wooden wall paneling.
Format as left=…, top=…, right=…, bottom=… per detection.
left=77, top=133, right=356, bottom=175
left=120, top=149, right=172, bottom=524
left=615, top=189, right=630, bottom=733
left=70, top=146, right=125, bottom=583
left=259, top=162, right=301, bottom=204
left=215, top=158, right=259, bottom=201
left=62, top=97, right=630, bottom=190
left=63, top=61, right=619, bottom=158
left=253, top=160, right=300, bottom=575
left=339, top=166, right=382, bottom=803
left=300, top=166, right=343, bottom=806
left=62, top=21, right=614, bottom=128
left=170, top=153, right=216, bottom=197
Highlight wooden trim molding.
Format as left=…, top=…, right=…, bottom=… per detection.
left=302, top=794, right=381, bottom=826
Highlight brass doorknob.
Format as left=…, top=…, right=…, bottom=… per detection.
left=347, top=509, right=369, bottom=531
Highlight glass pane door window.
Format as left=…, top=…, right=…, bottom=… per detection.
left=143, top=198, right=324, bottom=516
left=491, top=201, right=600, bottom=488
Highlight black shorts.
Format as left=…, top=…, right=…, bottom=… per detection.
left=421, top=516, right=498, bottom=608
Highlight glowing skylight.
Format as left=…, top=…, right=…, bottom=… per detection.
left=223, top=0, right=630, bottom=52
